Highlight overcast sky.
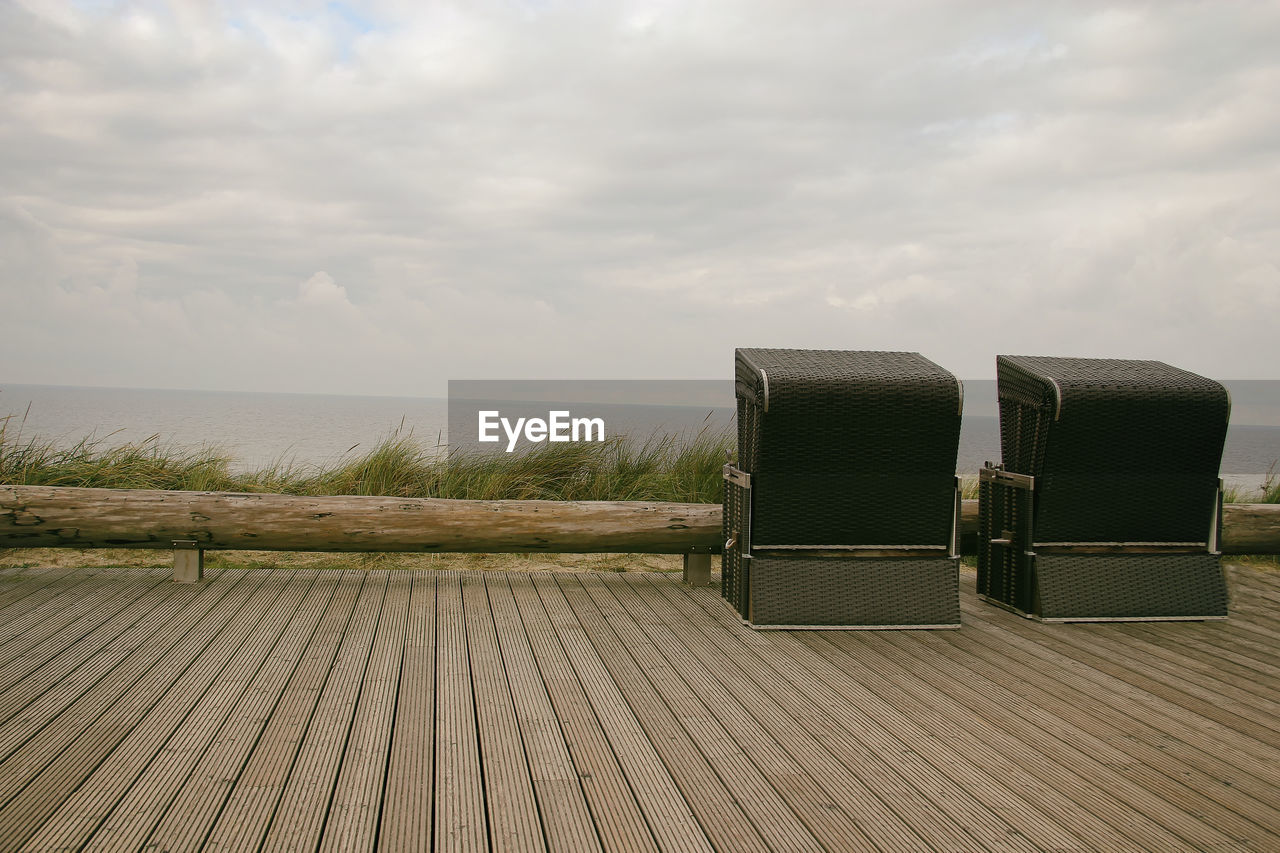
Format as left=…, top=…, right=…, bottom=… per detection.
left=2, top=0, right=1278, bottom=397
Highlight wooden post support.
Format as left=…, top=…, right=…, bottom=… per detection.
left=173, top=540, right=203, bottom=583
left=683, top=553, right=712, bottom=586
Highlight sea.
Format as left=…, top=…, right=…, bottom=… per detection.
left=3, top=382, right=1279, bottom=495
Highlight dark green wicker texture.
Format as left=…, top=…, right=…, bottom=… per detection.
left=736, top=349, right=961, bottom=547
left=977, top=475, right=1034, bottom=612
left=1035, top=554, right=1227, bottom=620
left=996, top=355, right=1228, bottom=544
left=748, top=556, right=960, bottom=628
left=722, top=477, right=750, bottom=616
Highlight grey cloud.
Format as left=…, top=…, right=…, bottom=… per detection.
left=2, top=0, right=1278, bottom=395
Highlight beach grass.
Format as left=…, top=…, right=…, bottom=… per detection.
left=0, top=417, right=735, bottom=503
left=1223, top=464, right=1280, bottom=504
left=3, top=414, right=1277, bottom=503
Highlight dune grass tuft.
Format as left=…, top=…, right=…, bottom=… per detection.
left=1224, top=463, right=1280, bottom=504
left=0, top=416, right=240, bottom=492
left=0, top=414, right=734, bottom=503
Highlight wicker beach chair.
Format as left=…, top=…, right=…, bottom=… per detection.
left=978, top=356, right=1230, bottom=621
left=722, top=349, right=963, bottom=628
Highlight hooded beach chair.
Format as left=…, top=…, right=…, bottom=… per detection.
left=979, top=355, right=1230, bottom=621
left=722, top=348, right=963, bottom=628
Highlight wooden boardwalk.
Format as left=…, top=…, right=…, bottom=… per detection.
left=0, top=563, right=1277, bottom=852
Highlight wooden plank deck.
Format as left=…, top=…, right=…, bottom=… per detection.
left=0, top=563, right=1277, bottom=852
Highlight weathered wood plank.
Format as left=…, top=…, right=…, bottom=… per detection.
left=956, top=597, right=1280, bottom=786
left=0, top=572, right=184, bottom=723
left=21, top=569, right=306, bottom=851
left=0, top=566, right=105, bottom=622
left=556, top=574, right=783, bottom=853
left=460, top=572, right=546, bottom=853
left=483, top=573, right=603, bottom=853
left=260, top=571, right=390, bottom=852
left=640, top=577, right=1057, bottom=853
left=5, top=486, right=1280, bottom=555
left=1117, top=623, right=1280, bottom=707
left=1231, top=585, right=1280, bottom=619
left=378, top=571, right=436, bottom=853
left=320, top=570, right=411, bottom=853
left=1157, top=624, right=1280, bottom=683
left=944, top=607, right=1280, bottom=846
left=528, top=573, right=712, bottom=853
left=806, top=630, right=1176, bottom=850
left=677, top=585, right=1129, bottom=850
left=434, top=572, right=488, bottom=852
left=956, top=599, right=1280, bottom=790
left=91, top=570, right=339, bottom=852
left=0, top=572, right=162, bottom=693
left=1223, top=503, right=1280, bottom=553
left=571, top=573, right=887, bottom=852
left=197, top=570, right=366, bottom=852
left=2, top=563, right=1280, bottom=852
left=970, top=605, right=1280, bottom=748
left=0, top=570, right=232, bottom=763
left=0, top=570, right=268, bottom=850
left=837, top=629, right=1239, bottom=850
left=623, top=572, right=1046, bottom=853
left=506, top=572, right=661, bottom=853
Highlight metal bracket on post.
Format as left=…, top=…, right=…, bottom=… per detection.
left=950, top=476, right=961, bottom=558
left=683, top=553, right=712, bottom=587
left=173, top=540, right=204, bottom=583
left=1209, top=478, right=1223, bottom=555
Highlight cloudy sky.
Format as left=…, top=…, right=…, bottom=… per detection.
left=2, top=0, right=1278, bottom=397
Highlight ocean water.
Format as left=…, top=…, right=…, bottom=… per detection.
left=0, top=385, right=450, bottom=473
left=2, top=384, right=1278, bottom=491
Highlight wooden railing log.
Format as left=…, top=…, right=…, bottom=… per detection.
left=955, top=500, right=1280, bottom=555
left=1221, top=502, right=1280, bottom=555
left=1, top=488, right=1276, bottom=560
left=0, top=486, right=720, bottom=555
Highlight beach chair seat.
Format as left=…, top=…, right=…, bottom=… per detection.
left=979, top=355, right=1230, bottom=621
left=722, top=348, right=963, bottom=628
